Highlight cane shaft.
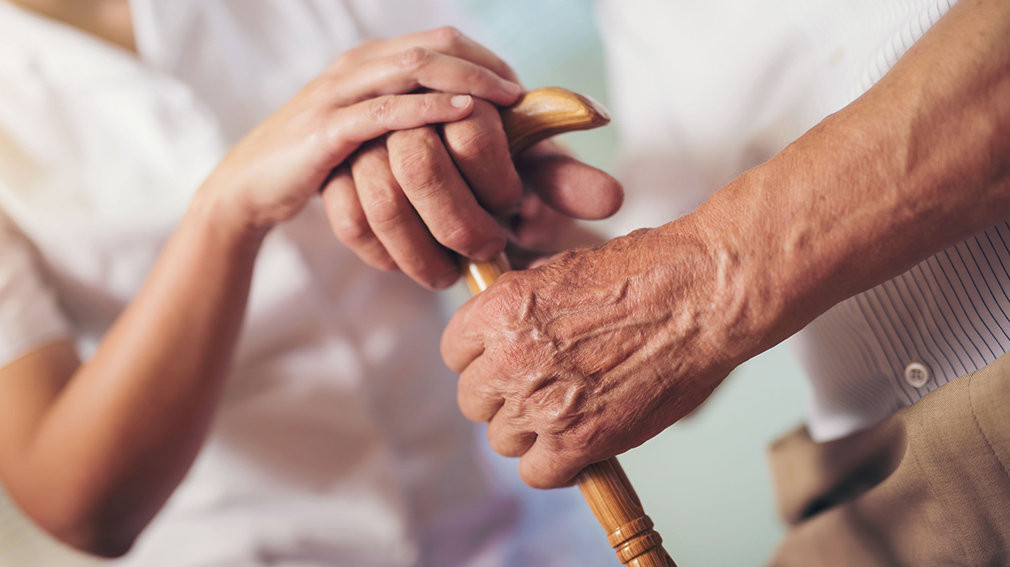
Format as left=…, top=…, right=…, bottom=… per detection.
left=578, top=461, right=676, bottom=567
left=463, top=87, right=674, bottom=566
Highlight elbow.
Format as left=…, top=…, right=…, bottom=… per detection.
left=39, top=513, right=138, bottom=559
left=21, top=495, right=141, bottom=558
left=49, top=522, right=137, bottom=559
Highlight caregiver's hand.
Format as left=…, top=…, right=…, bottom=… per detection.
left=316, top=30, right=622, bottom=289
left=198, top=26, right=522, bottom=236
left=441, top=219, right=753, bottom=489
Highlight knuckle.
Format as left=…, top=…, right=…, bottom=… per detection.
left=563, top=420, right=598, bottom=451
left=453, top=127, right=497, bottom=160
left=366, top=95, right=396, bottom=126
left=399, top=46, right=432, bottom=69
left=365, top=193, right=408, bottom=229
left=487, top=436, right=509, bottom=456
left=437, top=222, right=488, bottom=256
left=492, top=273, right=528, bottom=312
left=357, top=39, right=379, bottom=52
left=524, top=376, right=579, bottom=429
left=458, top=373, right=495, bottom=411
left=489, top=430, right=527, bottom=458
left=459, top=401, right=482, bottom=423
left=519, top=462, right=555, bottom=490
left=301, top=76, right=335, bottom=108
left=482, top=277, right=524, bottom=327
left=394, top=133, right=444, bottom=190
left=462, top=65, right=488, bottom=88
left=479, top=280, right=557, bottom=371
left=550, top=250, right=581, bottom=270
left=451, top=143, right=521, bottom=212
left=431, top=26, right=464, bottom=49
left=331, top=215, right=372, bottom=246
left=418, top=93, right=438, bottom=114
left=397, top=148, right=438, bottom=186
left=481, top=285, right=541, bottom=347
left=329, top=51, right=354, bottom=72
left=457, top=381, right=474, bottom=412
left=330, top=40, right=373, bottom=70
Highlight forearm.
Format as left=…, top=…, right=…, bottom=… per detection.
left=441, top=0, right=1010, bottom=488
left=688, top=0, right=1010, bottom=359
left=0, top=27, right=530, bottom=552
left=9, top=192, right=261, bottom=554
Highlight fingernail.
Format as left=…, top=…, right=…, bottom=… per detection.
left=505, top=81, right=523, bottom=96
left=451, top=95, right=472, bottom=108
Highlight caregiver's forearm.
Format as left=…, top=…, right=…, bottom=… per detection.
left=2, top=194, right=261, bottom=556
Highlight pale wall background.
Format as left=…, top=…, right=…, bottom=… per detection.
left=0, top=2, right=810, bottom=565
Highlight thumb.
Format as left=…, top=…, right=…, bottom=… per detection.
left=515, top=141, right=623, bottom=220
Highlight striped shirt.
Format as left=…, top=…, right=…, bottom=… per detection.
left=797, top=220, right=1009, bottom=439
left=599, top=0, right=970, bottom=440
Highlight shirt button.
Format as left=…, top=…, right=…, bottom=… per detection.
left=904, top=361, right=931, bottom=388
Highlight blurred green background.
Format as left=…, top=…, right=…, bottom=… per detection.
left=0, top=2, right=810, bottom=565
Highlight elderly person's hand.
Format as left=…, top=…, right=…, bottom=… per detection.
left=320, top=29, right=622, bottom=289
left=440, top=212, right=762, bottom=488
left=203, top=26, right=523, bottom=236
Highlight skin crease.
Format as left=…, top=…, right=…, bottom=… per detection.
left=335, top=103, right=621, bottom=288
left=0, top=3, right=623, bottom=557
left=11, top=1, right=622, bottom=288
left=322, top=44, right=622, bottom=288
left=443, top=0, right=1010, bottom=490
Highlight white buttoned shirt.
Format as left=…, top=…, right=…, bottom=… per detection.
left=595, top=0, right=1005, bottom=441
left=0, top=1, right=610, bottom=565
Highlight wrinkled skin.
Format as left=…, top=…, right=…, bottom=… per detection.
left=442, top=216, right=757, bottom=488
left=323, top=50, right=622, bottom=288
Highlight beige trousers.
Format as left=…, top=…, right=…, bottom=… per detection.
left=767, top=352, right=1010, bottom=566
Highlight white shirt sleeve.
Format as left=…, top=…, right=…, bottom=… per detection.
left=0, top=213, right=71, bottom=368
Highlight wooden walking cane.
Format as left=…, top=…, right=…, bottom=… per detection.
left=460, top=87, right=677, bottom=567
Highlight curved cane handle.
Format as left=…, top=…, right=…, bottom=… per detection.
left=461, top=87, right=676, bottom=567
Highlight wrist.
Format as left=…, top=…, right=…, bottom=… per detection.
left=689, top=113, right=897, bottom=356
left=674, top=164, right=810, bottom=365
left=186, top=185, right=268, bottom=257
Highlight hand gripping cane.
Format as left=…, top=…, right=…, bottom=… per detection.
left=460, top=87, right=677, bottom=567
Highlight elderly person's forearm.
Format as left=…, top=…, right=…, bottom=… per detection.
left=442, top=0, right=1010, bottom=489
left=696, top=0, right=1010, bottom=362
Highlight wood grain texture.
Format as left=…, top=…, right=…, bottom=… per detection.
left=462, top=87, right=675, bottom=567
left=578, top=460, right=675, bottom=567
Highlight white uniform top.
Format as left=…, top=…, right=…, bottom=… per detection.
left=0, top=1, right=610, bottom=565
left=595, top=0, right=1010, bottom=441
